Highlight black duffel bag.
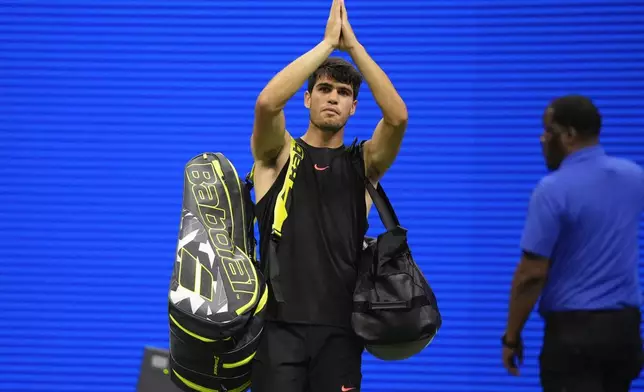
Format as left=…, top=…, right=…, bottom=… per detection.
left=349, top=142, right=442, bottom=361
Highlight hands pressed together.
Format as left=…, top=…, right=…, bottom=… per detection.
left=324, top=0, right=359, bottom=52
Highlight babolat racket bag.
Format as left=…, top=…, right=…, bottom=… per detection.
left=348, top=142, right=442, bottom=361
left=167, top=152, right=267, bottom=392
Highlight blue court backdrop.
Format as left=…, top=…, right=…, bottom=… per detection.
left=1, top=1, right=643, bottom=391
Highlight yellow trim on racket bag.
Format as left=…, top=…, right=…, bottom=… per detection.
left=172, top=370, right=252, bottom=392
left=254, top=285, right=269, bottom=315
left=272, top=138, right=304, bottom=239
left=222, top=352, right=256, bottom=369
left=169, top=314, right=216, bottom=343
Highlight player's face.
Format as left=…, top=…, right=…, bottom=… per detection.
left=305, top=76, right=357, bottom=133
left=540, top=107, right=568, bottom=171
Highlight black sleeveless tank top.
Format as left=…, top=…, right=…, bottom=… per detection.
left=255, top=138, right=368, bottom=329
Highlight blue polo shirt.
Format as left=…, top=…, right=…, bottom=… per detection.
left=520, top=145, right=644, bottom=313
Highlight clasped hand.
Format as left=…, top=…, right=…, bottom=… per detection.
left=323, top=0, right=359, bottom=52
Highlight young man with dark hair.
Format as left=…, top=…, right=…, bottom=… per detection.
left=249, top=0, right=408, bottom=391
left=501, top=94, right=644, bottom=391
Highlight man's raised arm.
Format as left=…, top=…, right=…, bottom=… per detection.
left=339, top=2, right=408, bottom=181
left=251, top=0, right=343, bottom=163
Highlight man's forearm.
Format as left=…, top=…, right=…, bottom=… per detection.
left=347, top=44, right=407, bottom=125
left=505, top=269, right=545, bottom=341
left=257, top=40, right=335, bottom=112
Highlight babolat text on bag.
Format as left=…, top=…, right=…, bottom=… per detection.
left=167, top=152, right=267, bottom=392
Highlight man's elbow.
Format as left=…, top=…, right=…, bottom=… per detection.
left=518, top=269, right=547, bottom=284
left=384, top=107, right=409, bottom=129
left=256, top=94, right=276, bottom=114
left=255, top=91, right=285, bottom=115
left=515, top=263, right=548, bottom=287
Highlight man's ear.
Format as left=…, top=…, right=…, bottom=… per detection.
left=304, top=91, right=311, bottom=109
left=563, top=126, right=577, bottom=145
left=350, top=100, right=358, bottom=116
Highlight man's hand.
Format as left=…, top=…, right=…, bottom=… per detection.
left=501, top=334, right=524, bottom=376
left=338, top=0, right=359, bottom=52
left=501, top=252, right=548, bottom=377
left=324, top=0, right=343, bottom=49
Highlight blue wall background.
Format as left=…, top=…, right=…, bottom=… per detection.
left=1, top=1, right=643, bottom=391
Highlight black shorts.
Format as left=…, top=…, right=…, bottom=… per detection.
left=539, top=308, right=644, bottom=392
left=251, top=321, right=364, bottom=392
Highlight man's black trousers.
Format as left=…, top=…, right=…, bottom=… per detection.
left=540, top=307, right=643, bottom=392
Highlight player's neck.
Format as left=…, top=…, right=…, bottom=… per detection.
left=301, top=124, right=345, bottom=149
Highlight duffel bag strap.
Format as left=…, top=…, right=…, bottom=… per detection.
left=349, top=141, right=401, bottom=231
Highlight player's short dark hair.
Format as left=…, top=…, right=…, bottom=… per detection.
left=549, top=94, right=602, bottom=138
left=307, top=57, right=362, bottom=99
